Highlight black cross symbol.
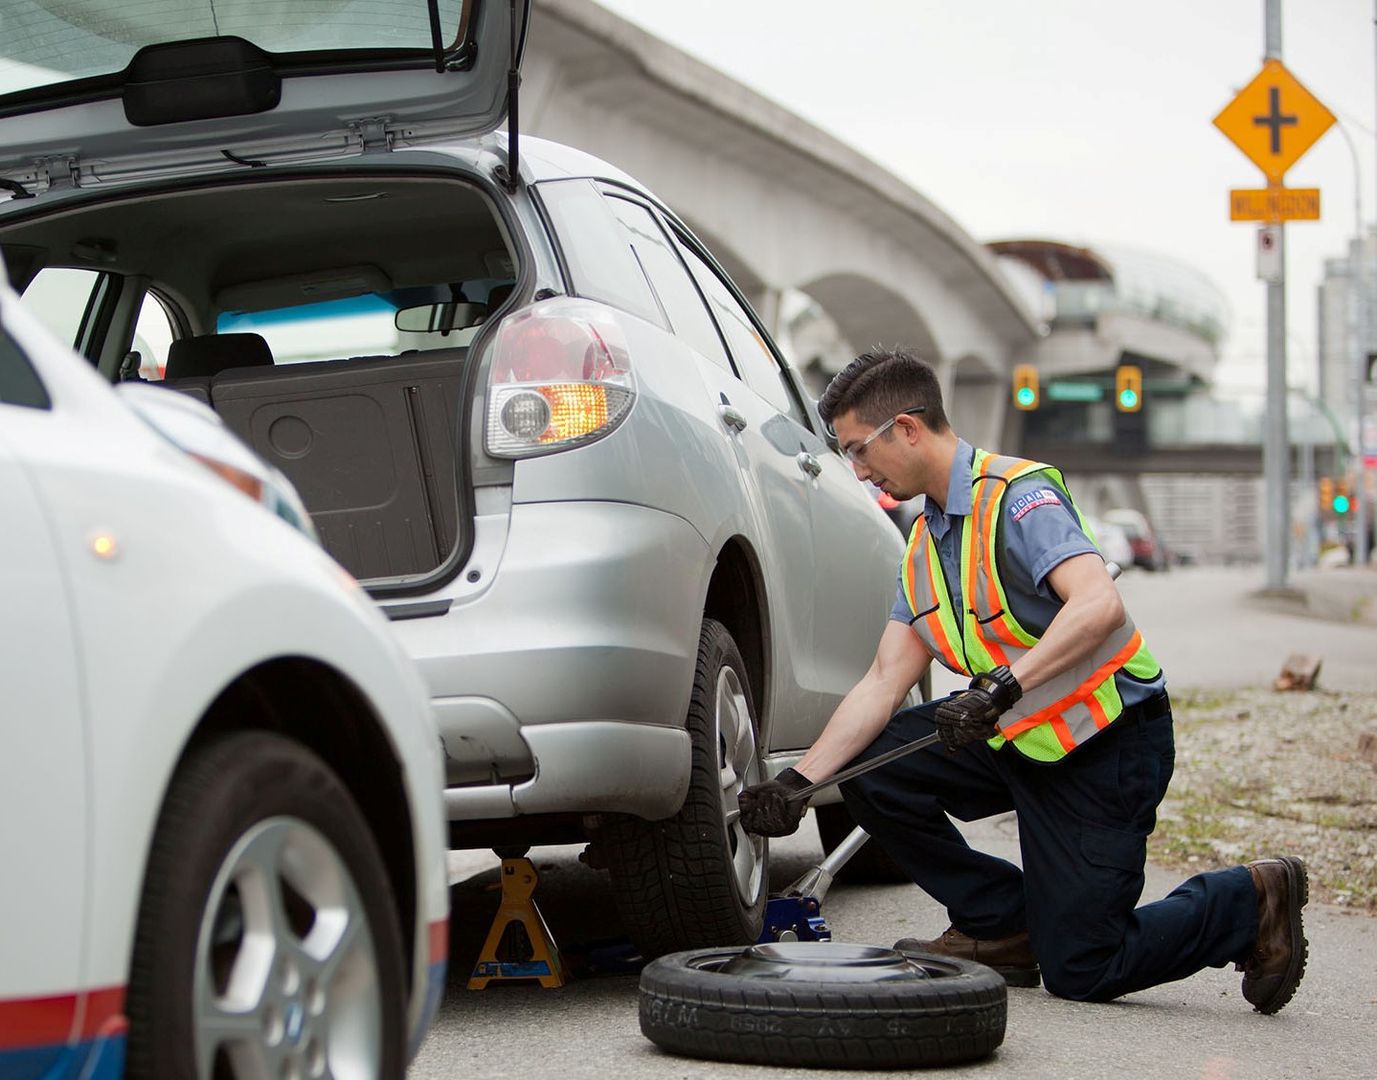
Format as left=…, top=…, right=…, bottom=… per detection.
left=1253, top=86, right=1297, bottom=154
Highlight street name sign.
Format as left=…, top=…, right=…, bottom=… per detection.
left=1214, top=59, right=1335, bottom=183
left=1230, top=186, right=1320, bottom=222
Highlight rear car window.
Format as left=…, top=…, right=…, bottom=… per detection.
left=0, top=325, right=51, bottom=410
left=536, top=180, right=664, bottom=328
left=604, top=196, right=734, bottom=373
left=0, top=0, right=468, bottom=95
left=673, top=236, right=811, bottom=427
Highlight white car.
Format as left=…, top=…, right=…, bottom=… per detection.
left=0, top=272, right=448, bottom=1077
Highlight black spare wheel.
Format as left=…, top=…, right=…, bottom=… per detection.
left=639, top=941, right=1006, bottom=1069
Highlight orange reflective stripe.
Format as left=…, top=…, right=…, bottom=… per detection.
left=1086, top=692, right=1111, bottom=731
left=974, top=456, right=1035, bottom=649
left=1050, top=715, right=1077, bottom=752
left=922, top=541, right=963, bottom=671
left=999, top=629, right=1144, bottom=737
left=901, top=520, right=922, bottom=614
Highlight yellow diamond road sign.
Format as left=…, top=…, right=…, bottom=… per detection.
left=1214, top=59, right=1335, bottom=183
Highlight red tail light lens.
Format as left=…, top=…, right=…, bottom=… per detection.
left=485, top=298, right=635, bottom=457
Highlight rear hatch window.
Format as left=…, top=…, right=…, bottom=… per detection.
left=0, top=1, right=468, bottom=97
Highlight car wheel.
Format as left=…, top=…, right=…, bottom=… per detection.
left=814, top=802, right=911, bottom=885
left=639, top=942, right=1007, bottom=1068
left=598, top=618, right=767, bottom=958
left=126, top=732, right=406, bottom=1080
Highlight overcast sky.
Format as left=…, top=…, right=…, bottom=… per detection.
left=596, top=0, right=1376, bottom=393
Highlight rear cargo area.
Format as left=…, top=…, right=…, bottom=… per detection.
left=2, top=173, right=515, bottom=580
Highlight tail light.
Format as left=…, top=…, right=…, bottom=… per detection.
left=485, top=298, right=636, bottom=458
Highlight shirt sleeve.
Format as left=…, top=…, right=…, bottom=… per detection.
left=888, top=570, right=911, bottom=623
left=1000, top=476, right=1100, bottom=596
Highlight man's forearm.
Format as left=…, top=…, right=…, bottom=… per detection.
left=794, top=675, right=910, bottom=782
left=1009, top=589, right=1123, bottom=691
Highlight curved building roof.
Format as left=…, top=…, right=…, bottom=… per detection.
left=990, top=239, right=1230, bottom=347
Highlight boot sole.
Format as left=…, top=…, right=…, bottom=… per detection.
left=1253, top=856, right=1309, bottom=1015
left=994, top=965, right=1041, bottom=989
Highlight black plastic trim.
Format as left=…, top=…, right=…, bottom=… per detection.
left=380, top=598, right=454, bottom=621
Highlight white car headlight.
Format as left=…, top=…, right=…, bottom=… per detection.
left=115, top=382, right=317, bottom=540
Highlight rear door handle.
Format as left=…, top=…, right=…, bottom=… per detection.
left=718, top=404, right=748, bottom=433
left=796, top=451, right=822, bottom=478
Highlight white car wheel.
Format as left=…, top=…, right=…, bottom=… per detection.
left=126, top=732, right=406, bottom=1079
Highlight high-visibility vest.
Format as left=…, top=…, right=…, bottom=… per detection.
left=901, top=449, right=1162, bottom=762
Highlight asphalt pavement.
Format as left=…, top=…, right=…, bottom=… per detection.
left=413, top=564, right=1377, bottom=1078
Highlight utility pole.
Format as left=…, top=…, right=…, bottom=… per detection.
left=1358, top=0, right=1377, bottom=568
left=1339, top=117, right=1368, bottom=566
left=1263, top=0, right=1290, bottom=588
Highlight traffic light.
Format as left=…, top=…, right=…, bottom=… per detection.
left=1013, top=364, right=1039, bottom=410
left=1335, top=479, right=1351, bottom=515
left=1320, top=476, right=1335, bottom=511
left=1115, top=365, right=1143, bottom=412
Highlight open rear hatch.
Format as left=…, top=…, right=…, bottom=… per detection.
left=0, top=0, right=529, bottom=195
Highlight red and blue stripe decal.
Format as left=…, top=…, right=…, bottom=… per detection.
left=0, top=986, right=126, bottom=1079
left=407, top=918, right=449, bottom=1061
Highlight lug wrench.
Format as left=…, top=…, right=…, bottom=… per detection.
left=724, top=729, right=941, bottom=830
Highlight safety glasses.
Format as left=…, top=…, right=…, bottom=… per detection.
left=838, top=406, right=926, bottom=464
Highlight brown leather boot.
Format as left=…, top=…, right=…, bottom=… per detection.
left=1237, top=856, right=1309, bottom=1014
left=894, top=926, right=1040, bottom=987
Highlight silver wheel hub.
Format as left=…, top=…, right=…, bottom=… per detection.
left=715, top=666, right=766, bottom=903
left=193, top=816, right=381, bottom=1080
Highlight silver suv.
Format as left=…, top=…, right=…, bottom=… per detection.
left=0, top=0, right=902, bottom=954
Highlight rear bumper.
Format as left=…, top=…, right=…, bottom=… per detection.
left=442, top=718, right=692, bottom=821
left=389, top=500, right=709, bottom=822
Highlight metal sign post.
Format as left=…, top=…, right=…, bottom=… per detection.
left=1213, top=0, right=1338, bottom=589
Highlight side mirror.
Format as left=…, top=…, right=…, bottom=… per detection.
left=395, top=301, right=488, bottom=334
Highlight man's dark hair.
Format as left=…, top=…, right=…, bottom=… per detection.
left=817, top=348, right=949, bottom=434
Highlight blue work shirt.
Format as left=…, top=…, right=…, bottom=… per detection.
left=889, top=440, right=1164, bottom=707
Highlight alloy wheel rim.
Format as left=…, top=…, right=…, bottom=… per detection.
left=192, top=816, right=381, bottom=1080
left=716, top=665, right=766, bottom=904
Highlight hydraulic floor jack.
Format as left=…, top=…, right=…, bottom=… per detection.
left=748, top=729, right=943, bottom=943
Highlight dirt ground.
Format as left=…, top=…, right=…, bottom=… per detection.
left=1150, top=687, right=1377, bottom=912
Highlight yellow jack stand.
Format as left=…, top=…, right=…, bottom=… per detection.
left=467, top=854, right=567, bottom=989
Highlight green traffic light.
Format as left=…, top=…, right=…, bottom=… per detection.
left=1016, top=387, right=1036, bottom=407
left=1118, top=389, right=1139, bottom=409
left=1334, top=494, right=1351, bottom=514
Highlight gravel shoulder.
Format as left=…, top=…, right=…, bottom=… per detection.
left=1150, top=687, right=1377, bottom=912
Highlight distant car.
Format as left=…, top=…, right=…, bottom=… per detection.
left=1085, top=515, right=1135, bottom=572
left=1104, top=508, right=1169, bottom=572
left=0, top=271, right=448, bottom=1077
left=0, top=0, right=903, bottom=959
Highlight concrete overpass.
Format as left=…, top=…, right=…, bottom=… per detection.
left=523, top=0, right=1040, bottom=448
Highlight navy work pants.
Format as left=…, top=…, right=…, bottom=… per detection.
left=839, top=693, right=1259, bottom=1001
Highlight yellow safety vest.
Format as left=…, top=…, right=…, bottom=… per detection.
left=901, top=449, right=1162, bottom=762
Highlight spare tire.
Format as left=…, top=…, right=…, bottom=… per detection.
left=639, top=941, right=1006, bottom=1069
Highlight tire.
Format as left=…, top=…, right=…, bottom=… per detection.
left=126, top=732, right=407, bottom=1080
left=639, top=941, right=1006, bottom=1069
left=597, top=618, right=768, bottom=958
left=814, top=802, right=912, bottom=885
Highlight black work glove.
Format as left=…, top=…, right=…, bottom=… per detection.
left=933, top=666, right=1023, bottom=752
left=737, top=767, right=813, bottom=837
